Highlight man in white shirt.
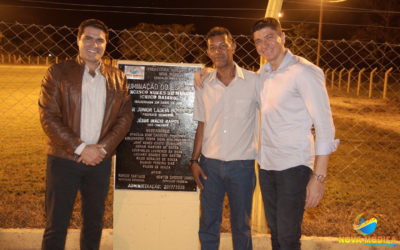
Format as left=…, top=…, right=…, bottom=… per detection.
left=39, top=19, right=133, bottom=250
left=190, top=27, right=258, bottom=250
left=253, top=18, right=339, bottom=250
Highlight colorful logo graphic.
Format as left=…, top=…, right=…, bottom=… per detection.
left=125, top=66, right=145, bottom=80
left=338, top=213, right=396, bottom=247
left=353, top=213, right=377, bottom=236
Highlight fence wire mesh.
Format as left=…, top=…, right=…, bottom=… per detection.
left=0, top=21, right=399, bottom=238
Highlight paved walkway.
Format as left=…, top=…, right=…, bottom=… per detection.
left=0, top=229, right=398, bottom=249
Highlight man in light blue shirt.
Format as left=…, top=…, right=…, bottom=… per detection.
left=253, top=17, right=339, bottom=250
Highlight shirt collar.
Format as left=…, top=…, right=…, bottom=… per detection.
left=261, top=49, right=297, bottom=74
left=76, top=55, right=103, bottom=76
left=206, top=62, right=245, bottom=84
left=84, top=62, right=102, bottom=77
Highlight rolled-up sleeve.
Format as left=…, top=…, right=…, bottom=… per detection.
left=297, top=65, right=339, bottom=155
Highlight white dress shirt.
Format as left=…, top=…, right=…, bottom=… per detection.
left=257, top=50, right=339, bottom=171
left=193, top=64, right=259, bottom=161
left=74, top=64, right=107, bottom=155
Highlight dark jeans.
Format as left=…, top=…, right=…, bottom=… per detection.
left=259, top=165, right=311, bottom=250
left=42, top=155, right=111, bottom=250
left=199, top=155, right=256, bottom=250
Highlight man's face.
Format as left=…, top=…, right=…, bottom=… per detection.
left=253, top=26, right=285, bottom=64
left=207, top=34, right=236, bottom=69
left=77, top=26, right=106, bottom=65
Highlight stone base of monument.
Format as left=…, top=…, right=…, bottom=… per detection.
left=113, top=190, right=200, bottom=250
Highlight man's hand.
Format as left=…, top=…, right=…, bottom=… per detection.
left=194, top=67, right=213, bottom=90
left=305, top=176, right=325, bottom=209
left=190, top=162, right=207, bottom=190
left=77, top=144, right=107, bottom=166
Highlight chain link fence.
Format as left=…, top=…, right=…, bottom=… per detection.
left=1, top=21, right=399, bottom=238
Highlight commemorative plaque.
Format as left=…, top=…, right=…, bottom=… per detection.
left=115, top=61, right=201, bottom=192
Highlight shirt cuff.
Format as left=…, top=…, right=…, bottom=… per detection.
left=100, top=147, right=107, bottom=155
left=74, top=143, right=87, bottom=155
left=315, top=139, right=340, bottom=155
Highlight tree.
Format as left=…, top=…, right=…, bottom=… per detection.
left=285, top=23, right=318, bottom=63
left=347, top=0, right=400, bottom=71
left=119, top=23, right=207, bottom=63
left=285, top=23, right=317, bottom=39
left=349, top=0, right=400, bottom=43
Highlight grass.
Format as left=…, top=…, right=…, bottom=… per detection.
left=0, top=65, right=399, bottom=239
left=301, top=92, right=400, bottom=238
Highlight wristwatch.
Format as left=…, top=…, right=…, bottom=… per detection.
left=313, top=173, right=327, bottom=184
left=189, top=159, right=199, bottom=167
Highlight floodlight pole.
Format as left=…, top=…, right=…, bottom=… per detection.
left=260, top=0, right=284, bottom=66
left=265, top=0, right=283, bottom=18
left=317, top=0, right=324, bottom=66
left=252, top=0, right=284, bottom=234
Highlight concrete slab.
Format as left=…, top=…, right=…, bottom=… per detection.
left=0, top=229, right=398, bottom=249
left=0, top=229, right=112, bottom=250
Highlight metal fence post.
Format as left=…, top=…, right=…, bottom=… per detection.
left=357, top=68, right=365, bottom=96
left=338, top=68, right=345, bottom=89
left=347, top=68, right=355, bottom=93
left=331, top=68, right=337, bottom=89
left=383, top=67, right=393, bottom=99
left=324, top=68, right=330, bottom=86
left=369, top=68, right=378, bottom=98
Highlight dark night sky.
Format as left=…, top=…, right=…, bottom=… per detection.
left=0, top=0, right=399, bottom=41
left=2, top=0, right=267, bottom=34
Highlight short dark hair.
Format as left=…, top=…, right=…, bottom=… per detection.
left=77, top=19, right=109, bottom=42
left=206, top=27, right=233, bottom=42
left=252, top=17, right=282, bottom=34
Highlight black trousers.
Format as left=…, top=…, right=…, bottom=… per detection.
left=42, top=155, right=111, bottom=250
left=259, top=165, right=311, bottom=250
